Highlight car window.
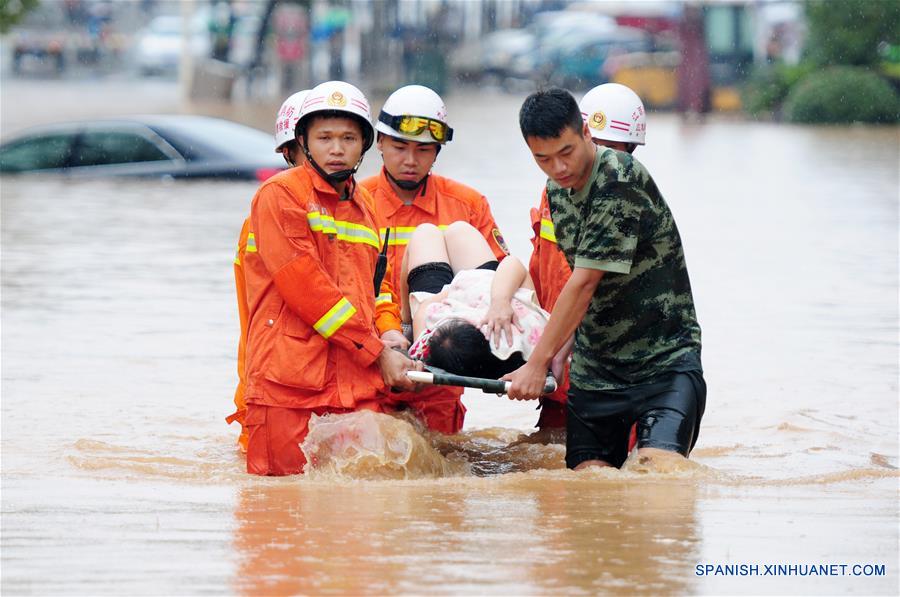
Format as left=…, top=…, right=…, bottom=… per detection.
left=71, top=131, right=171, bottom=167
left=0, top=134, right=74, bottom=172
left=153, top=118, right=274, bottom=160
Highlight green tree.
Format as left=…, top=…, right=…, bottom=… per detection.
left=0, top=0, right=40, bottom=34
left=805, top=0, right=900, bottom=66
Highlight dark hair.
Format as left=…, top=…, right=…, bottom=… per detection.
left=425, top=319, right=526, bottom=380
left=519, top=88, right=583, bottom=140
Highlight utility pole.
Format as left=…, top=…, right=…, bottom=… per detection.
left=180, top=0, right=196, bottom=103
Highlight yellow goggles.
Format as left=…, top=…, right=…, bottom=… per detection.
left=378, top=111, right=454, bottom=143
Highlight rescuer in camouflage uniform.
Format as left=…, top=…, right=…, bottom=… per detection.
left=505, top=88, right=706, bottom=470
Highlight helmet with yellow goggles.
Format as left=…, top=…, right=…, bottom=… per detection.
left=374, top=85, right=453, bottom=145
left=377, top=112, right=454, bottom=144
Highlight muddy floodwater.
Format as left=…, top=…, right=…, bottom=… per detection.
left=2, top=83, right=898, bottom=595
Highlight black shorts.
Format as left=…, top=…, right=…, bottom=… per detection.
left=407, top=260, right=499, bottom=294
left=565, top=370, right=706, bottom=469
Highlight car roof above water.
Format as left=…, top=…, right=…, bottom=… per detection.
left=2, top=115, right=277, bottom=162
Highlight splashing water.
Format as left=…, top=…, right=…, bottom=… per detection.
left=301, top=411, right=470, bottom=479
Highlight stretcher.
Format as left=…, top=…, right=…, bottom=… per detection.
left=407, top=366, right=557, bottom=396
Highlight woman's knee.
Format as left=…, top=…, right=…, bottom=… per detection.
left=408, top=223, right=449, bottom=267
left=444, top=221, right=479, bottom=239
left=411, top=222, right=442, bottom=240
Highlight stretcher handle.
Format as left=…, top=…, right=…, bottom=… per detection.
left=406, top=368, right=557, bottom=395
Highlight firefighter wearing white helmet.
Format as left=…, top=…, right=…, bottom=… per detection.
left=373, top=85, right=454, bottom=192
left=274, top=89, right=310, bottom=167
left=579, top=83, right=647, bottom=154
left=239, top=79, right=421, bottom=475
left=376, top=85, right=453, bottom=145
left=294, top=80, right=376, bottom=188
left=361, top=84, right=509, bottom=436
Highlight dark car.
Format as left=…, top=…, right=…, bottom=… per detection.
left=0, top=115, right=286, bottom=181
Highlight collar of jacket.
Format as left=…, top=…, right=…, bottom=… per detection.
left=302, top=162, right=361, bottom=205
left=376, top=167, right=437, bottom=217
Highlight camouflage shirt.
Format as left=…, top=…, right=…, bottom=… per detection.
left=546, top=146, right=702, bottom=390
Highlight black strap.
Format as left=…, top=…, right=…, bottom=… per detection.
left=373, top=227, right=390, bottom=296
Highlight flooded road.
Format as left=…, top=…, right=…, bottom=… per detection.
left=2, top=82, right=898, bottom=595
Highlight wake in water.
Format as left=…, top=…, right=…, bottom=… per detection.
left=300, top=411, right=713, bottom=480
left=64, top=414, right=898, bottom=485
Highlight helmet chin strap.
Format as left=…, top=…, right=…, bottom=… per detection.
left=301, top=142, right=365, bottom=187
left=386, top=168, right=429, bottom=194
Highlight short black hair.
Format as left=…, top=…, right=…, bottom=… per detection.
left=425, top=319, right=526, bottom=380
left=519, top=88, right=583, bottom=140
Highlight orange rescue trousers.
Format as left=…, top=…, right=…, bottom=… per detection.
left=245, top=400, right=392, bottom=476
left=385, top=385, right=466, bottom=435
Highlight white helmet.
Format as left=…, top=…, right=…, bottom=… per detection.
left=296, top=81, right=375, bottom=151
left=375, top=85, right=453, bottom=144
left=274, top=89, right=310, bottom=152
left=579, top=83, right=646, bottom=146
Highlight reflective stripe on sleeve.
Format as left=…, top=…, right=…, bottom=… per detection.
left=375, top=292, right=392, bottom=305
left=246, top=232, right=257, bottom=252
left=313, top=297, right=357, bottom=338
left=539, top=218, right=557, bottom=243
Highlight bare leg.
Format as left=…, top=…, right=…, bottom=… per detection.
left=443, top=221, right=496, bottom=272
left=402, top=223, right=448, bottom=324
left=573, top=459, right=615, bottom=471
left=633, top=447, right=689, bottom=469
left=405, top=223, right=449, bottom=270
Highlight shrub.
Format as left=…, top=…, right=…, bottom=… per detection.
left=784, top=66, right=900, bottom=124
left=743, top=63, right=815, bottom=116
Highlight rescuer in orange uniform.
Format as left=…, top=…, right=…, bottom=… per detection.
left=228, top=89, right=409, bottom=454
left=228, top=89, right=310, bottom=454
left=361, top=85, right=509, bottom=435
left=241, top=81, right=421, bottom=475
left=529, top=84, right=649, bottom=433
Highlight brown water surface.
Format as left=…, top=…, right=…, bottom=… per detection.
left=1, top=84, right=898, bottom=595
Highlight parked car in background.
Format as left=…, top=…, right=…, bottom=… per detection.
left=450, top=28, right=535, bottom=83
left=134, top=14, right=212, bottom=76
left=10, top=30, right=67, bottom=75
left=547, top=27, right=651, bottom=89
left=508, top=13, right=628, bottom=84
left=0, top=116, right=286, bottom=181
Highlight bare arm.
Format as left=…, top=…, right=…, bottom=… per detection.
left=502, top=266, right=604, bottom=399
left=481, top=257, right=528, bottom=347
left=490, top=256, right=528, bottom=303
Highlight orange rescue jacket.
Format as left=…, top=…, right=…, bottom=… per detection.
left=227, top=217, right=253, bottom=452
left=241, top=163, right=401, bottom=411
left=228, top=181, right=403, bottom=448
left=529, top=189, right=572, bottom=405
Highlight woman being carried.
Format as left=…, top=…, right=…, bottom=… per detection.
left=401, top=222, right=556, bottom=380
